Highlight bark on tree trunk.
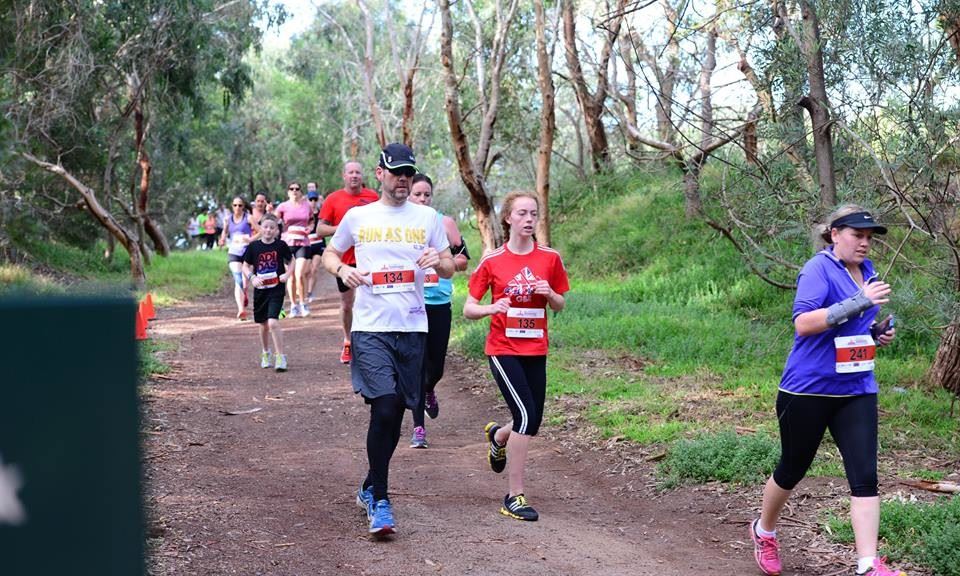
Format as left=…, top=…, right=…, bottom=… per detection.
left=683, top=165, right=703, bottom=217
left=615, top=31, right=640, bottom=151
left=438, top=0, right=502, bottom=251
left=655, top=0, right=680, bottom=146
left=797, top=0, right=837, bottom=211
left=357, top=0, right=386, bottom=148
left=561, top=0, right=624, bottom=173
left=684, top=23, right=717, bottom=218
left=23, top=153, right=146, bottom=288
left=402, top=67, right=416, bottom=147
left=932, top=319, right=960, bottom=401
left=534, top=0, right=555, bottom=245
left=135, top=107, right=169, bottom=257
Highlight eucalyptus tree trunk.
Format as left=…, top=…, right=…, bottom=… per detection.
left=561, top=0, right=624, bottom=173
left=797, top=0, right=837, bottom=211
left=534, top=0, right=555, bottom=245
left=23, top=153, right=146, bottom=289
left=356, top=0, right=386, bottom=148
left=438, top=0, right=518, bottom=251
left=683, top=23, right=717, bottom=217
left=134, top=105, right=169, bottom=257
left=932, top=320, right=960, bottom=413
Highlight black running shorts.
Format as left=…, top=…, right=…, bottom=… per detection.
left=253, top=285, right=285, bottom=323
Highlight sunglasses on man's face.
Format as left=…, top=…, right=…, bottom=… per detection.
left=232, top=203, right=243, bottom=207
left=388, top=167, right=416, bottom=178
left=289, top=186, right=300, bottom=191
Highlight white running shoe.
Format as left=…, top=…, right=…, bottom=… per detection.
left=288, top=304, right=300, bottom=318
left=260, top=351, right=271, bottom=369
left=300, top=303, right=310, bottom=317
left=274, top=354, right=288, bottom=372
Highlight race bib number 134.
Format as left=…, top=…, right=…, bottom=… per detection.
left=372, top=263, right=416, bottom=294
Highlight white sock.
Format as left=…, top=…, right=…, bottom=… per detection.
left=755, top=520, right=776, bottom=538
left=857, top=556, right=877, bottom=574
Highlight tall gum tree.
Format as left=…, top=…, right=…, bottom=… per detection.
left=438, top=0, right=520, bottom=251
left=561, top=0, right=626, bottom=173
left=3, top=0, right=271, bottom=287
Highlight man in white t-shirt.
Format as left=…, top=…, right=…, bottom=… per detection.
left=322, top=143, right=454, bottom=538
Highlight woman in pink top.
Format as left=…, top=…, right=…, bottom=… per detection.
left=274, top=181, right=314, bottom=317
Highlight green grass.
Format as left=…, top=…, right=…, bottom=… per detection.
left=825, top=496, right=960, bottom=576
left=449, top=170, right=951, bottom=487
left=657, top=429, right=780, bottom=488
left=138, top=339, right=175, bottom=383
left=0, top=264, right=66, bottom=295
left=1, top=239, right=229, bottom=305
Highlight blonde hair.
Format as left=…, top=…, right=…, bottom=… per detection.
left=499, top=191, right=539, bottom=240
left=813, top=203, right=871, bottom=250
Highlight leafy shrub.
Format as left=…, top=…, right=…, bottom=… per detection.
left=658, top=429, right=780, bottom=486
left=826, top=496, right=960, bottom=576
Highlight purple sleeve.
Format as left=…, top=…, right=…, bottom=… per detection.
left=792, top=260, right=828, bottom=320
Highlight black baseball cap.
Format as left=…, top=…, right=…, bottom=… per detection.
left=830, top=211, right=887, bottom=234
left=378, top=143, right=418, bottom=171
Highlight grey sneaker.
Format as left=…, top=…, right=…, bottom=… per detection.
left=410, top=426, right=428, bottom=448
left=274, top=354, right=288, bottom=372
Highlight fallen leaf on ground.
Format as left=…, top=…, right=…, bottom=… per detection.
left=220, top=407, right=263, bottom=416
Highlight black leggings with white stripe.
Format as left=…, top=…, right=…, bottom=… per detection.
left=488, top=355, right=547, bottom=436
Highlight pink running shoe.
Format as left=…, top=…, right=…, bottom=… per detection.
left=750, top=519, right=782, bottom=575
left=862, top=557, right=906, bottom=576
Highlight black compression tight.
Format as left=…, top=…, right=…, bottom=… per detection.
left=772, top=391, right=879, bottom=497
left=413, top=303, right=452, bottom=427
left=364, top=394, right=406, bottom=501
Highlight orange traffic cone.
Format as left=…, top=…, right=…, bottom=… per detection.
left=142, top=292, right=156, bottom=321
left=135, top=306, right=148, bottom=341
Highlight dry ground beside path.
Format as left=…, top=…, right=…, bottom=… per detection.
left=142, top=275, right=791, bottom=576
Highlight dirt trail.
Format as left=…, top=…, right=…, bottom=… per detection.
left=143, top=274, right=767, bottom=576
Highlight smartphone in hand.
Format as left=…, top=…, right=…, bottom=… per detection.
left=871, top=314, right=895, bottom=340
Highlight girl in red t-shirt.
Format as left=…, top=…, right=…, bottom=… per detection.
left=464, top=191, right=570, bottom=522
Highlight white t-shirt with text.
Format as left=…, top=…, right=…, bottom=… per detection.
left=330, top=201, right=449, bottom=332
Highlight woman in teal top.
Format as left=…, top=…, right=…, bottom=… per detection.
left=407, top=174, right=469, bottom=448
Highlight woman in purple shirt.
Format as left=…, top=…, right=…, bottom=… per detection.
left=750, top=205, right=903, bottom=576
left=220, top=196, right=254, bottom=320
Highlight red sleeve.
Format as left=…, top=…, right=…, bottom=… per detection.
left=318, top=194, right=336, bottom=223
left=552, top=253, right=570, bottom=295
left=468, top=260, right=492, bottom=301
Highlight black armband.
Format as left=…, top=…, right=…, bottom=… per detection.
left=451, top=239, right=470, bottom=260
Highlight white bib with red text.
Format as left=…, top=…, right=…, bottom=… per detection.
left=834, top=334, right=876, bottom=373
left=505, top=307, right=546, bottom=339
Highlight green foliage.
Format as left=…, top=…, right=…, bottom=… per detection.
left=452, top=170, right=951, bottom=467
left=826, top=496, right=960, bottom=576
left=0, top=265, right=65, bottom=296
left=138, top=339, right=174, bottom=384
left=657, top=430, right=780, bottom=487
